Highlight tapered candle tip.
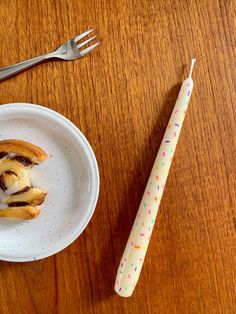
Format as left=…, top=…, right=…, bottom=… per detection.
left=188, top=58, right=196, bottom=78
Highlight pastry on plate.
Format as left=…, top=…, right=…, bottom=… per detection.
left=0, top=206, right=40, bottom=220
left=0, top=139, right=48, bottom=220
left=0, top=139, right=48, bottom=164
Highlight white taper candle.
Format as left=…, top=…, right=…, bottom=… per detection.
left=114, top=59, right=196, bottom=297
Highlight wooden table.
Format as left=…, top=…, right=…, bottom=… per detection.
left=0, top=1, right=235, bottom=313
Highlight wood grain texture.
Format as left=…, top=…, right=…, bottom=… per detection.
left=0, top=0, right=235, bottom=313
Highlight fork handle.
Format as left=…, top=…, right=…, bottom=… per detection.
left=0, top=53, right=54, bottom=82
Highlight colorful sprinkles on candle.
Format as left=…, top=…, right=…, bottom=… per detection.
left=115, top=59, right=195, bottom=296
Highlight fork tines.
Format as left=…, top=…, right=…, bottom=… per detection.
left=74, top=29, right=100, bottom=56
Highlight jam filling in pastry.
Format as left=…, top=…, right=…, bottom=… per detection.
left=0, top=139, right=48, bottom=220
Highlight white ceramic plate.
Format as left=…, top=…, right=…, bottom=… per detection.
left=0, top=103, right=99, bottom=262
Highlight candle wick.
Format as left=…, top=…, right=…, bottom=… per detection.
left=188, top=58, right=196, bottom=78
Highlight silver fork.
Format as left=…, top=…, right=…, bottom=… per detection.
left=0, top=29, right=99, bottom=82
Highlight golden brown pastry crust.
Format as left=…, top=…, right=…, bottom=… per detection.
left=0, top=206, right=40, bottom=220
left=0, top=139, right=48, bottom=163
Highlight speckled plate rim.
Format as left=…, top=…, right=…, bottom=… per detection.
left=0, top=103, right=100, bottom=262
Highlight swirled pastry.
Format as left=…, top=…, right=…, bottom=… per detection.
left=0, top=159, right=31, bottom=194
left=0, top=140, right=48, bottom=220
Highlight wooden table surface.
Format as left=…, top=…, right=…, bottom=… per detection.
left=0, top=1, right=235, bottom=313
